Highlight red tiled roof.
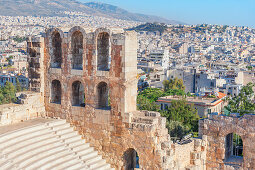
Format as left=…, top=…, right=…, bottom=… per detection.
left=217, top=92, right=227, bottom=99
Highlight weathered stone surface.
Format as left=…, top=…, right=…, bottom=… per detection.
left=200, top=114, right=255, bottom=170
left=0, top=26, right=231, bottom=169
left=0, top=92, right=45, bottom=126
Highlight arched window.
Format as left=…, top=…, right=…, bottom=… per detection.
left=71, top=31, right=83, bottom=70
left=51, top=80, right=61, bottom=104
left=123, top=148, right=139, bottom=170
left=97, top=32, right=111, bottom=71
left=72, top=81, right=85, bottom=107
left=28, top=48, right=36, bottom=58
left=51, top=31, right=62, bottom=68
left=97, top=82, right=110, bottom=109
left=225, top=133, right=243, bottom=161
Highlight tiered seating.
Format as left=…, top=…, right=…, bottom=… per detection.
left=0, top=119, right=114, bottom=170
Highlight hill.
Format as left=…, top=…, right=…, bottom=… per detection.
left=126, top=23, right=168, bottom=33
left=84, top=2, right=184, bottom=25
left=0, top=0, right=184, bottom=25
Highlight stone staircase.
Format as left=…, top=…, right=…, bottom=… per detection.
left=0, top=119, right=114, bottom=170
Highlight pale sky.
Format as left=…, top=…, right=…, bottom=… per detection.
left=80, top=0, right=255, bottom=27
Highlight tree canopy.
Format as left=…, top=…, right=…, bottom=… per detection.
left=163, top=78, right=185, bottom=91
left=0, top=82, right=17, bottom=104
left=137, top=84, right=199, bottom=139
left=225, top=83, right=255, bottom=116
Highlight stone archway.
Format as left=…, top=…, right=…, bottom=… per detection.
left=51, top=31, right=62, bottom=68
left=51, top=80, right=61, bottom=104
left=97, top=32, right=110, bottom=71
left=123, top=148, right=139, bottom=170
left=71, top=31, right=83, bottom=70
left=72, top=81, right=85, bottom=107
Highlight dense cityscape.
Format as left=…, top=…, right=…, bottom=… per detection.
left=0, top=0, right=254, bottom=169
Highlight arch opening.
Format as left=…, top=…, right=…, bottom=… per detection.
left=225, top=133, right=243, bottom=162
left=51, top=80, right=61, bottom=104
left=97, top=32, right=111, bottom=71
left=71, top=31, right=83, bottom=70
left=123, top=148, right=139, bottom=170
left=72, top=81, right=85, bottom=107
left=51, top=31, right=62, bottom=68
left=97, top=82, right=111, bottom=109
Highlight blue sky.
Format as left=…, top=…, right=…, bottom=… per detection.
left=80, top=0, right=255, bottom=27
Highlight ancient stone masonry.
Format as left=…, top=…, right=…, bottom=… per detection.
left=27, top=37, right=45, bottom=93
left=25, top=26, right=208, bottom=170
left=0, top=92, right=45, bottom=126
left=199, top=113, right=255, bottom=170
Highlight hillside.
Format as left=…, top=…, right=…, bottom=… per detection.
left=126, top=23, right=168, bottom=33
left=84, top=2, right=183, bottom=25
left=0, top=0, right=184, bottom=25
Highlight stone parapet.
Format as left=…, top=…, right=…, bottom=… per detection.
left=0, top=92, right=46, bottom=126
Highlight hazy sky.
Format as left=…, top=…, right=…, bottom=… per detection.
left=80, top=0, right=255, bottom=27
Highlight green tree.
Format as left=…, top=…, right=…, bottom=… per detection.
left=163, top=99, right=199, bottom=132
left=137, top=95, right=160, bottom=111
left=138, top=88, right=164, bottom=103
left=0, top=88, right=4, bottom=105
left=163, top=77, right=185, bottom=91
left=137, top=88, right=163, bottom=111
left=2, top=82, right=17, bottom=104
left=166, top=120, right=189, bottom=139
left=225, top=83, right=255, bottom=116
left=16, top=78, right=22, bottom=92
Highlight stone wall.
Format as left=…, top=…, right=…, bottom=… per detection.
left=199, top=114, right=255, bottom=170
left=27, top=37, right=45, bottom=93
left=0, top=92, right=45, bottom=126
left=29, top=26, right=208, bottom=170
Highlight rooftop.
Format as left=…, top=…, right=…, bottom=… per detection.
left=157, top=95, right=223, bottom=106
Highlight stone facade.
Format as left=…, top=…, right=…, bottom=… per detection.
left=17, top=26, right=255, bottom=170
left=1, top=26, right=254, bottom=170
left=25, top=26, right=206, bottom=170
left=199, top=114, right=255, bottom=170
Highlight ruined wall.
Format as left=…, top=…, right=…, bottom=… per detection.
left=33, top=26, right=208, bottom=170
left=27, top=37, right=45, bottom=93
left=0, top=92, right=45, bottom=126
left=199, top=114, right=255, bottom=170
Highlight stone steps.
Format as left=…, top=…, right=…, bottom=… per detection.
left=0, top=119, right=114, bottom=170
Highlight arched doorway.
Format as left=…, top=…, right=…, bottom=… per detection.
left=72, top=81, right=85, bottom=107
left=71, top=31, right=83, bottom=70
left=51, top=80, right=61, bottom=104
left=123, top=148, right=139, bottom=170
left=97, top=32, right=111, bottom=71
left=97, top=82, right=110, bottom=109
left=225, top=133, right=243, bottom=161
left=51, top=31, right=62, bottom=68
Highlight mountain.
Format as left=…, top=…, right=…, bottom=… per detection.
left=0, top=0, right=184, bottom=25
left=83, top=2, right=183, bottom=25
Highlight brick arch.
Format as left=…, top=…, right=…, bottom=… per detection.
left=94, top=28, right=113, bottom=72
left=71, top=80, right=85, bottom=107
left=46, top=28, right=64, bottom=69
left=68, top=26, right=87, bottom=41
left=67, top=26, right=87, bottom=63
left=67, top=77, right=86, bottom=89
left=122, top=148, right=139, bottom=170
left=94, top=28, right=112, bottom=42
left=218, top=121, right=247, bottom=138
left=46, top=28, right=65, bottom=39
left=50, top=79, right=62, bottom=104
left=67, top=77, right=86, bottom=97
left=95, top=81, right=111, bottom=109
